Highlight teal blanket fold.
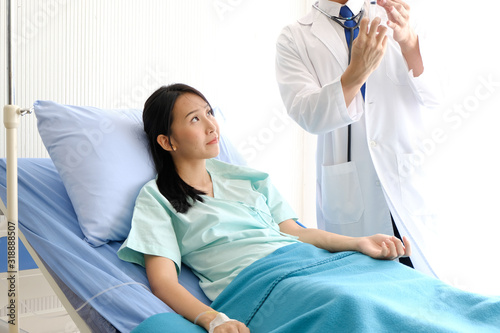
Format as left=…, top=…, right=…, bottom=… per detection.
left=210, top=243, right=500, bottom=332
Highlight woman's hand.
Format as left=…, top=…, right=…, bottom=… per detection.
left=356, top=234, right=411, bottom=260
left=279, top=219, right=411, bottom=261
left=212, top=320, right=249, bottom=333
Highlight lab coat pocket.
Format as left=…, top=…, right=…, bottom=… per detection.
left=321, top=162, right=364, bottom=225
left=397, top=153, right=437, bottom=216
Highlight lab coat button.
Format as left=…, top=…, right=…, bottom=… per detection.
left=370, top=140, right=377, bottom=148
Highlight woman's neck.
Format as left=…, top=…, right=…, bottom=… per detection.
left=175, top=159, right=213, bottom=196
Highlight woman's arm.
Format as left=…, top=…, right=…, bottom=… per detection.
left=279, top=219, right=411, bottom=260
left=145, top=255, right=249, bottom=332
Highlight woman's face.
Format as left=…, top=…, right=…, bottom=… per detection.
left=166, top=92, right=220, bottom=161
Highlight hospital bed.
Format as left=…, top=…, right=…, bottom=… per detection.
left=5, top=99, right=500, bottom=333
left=1, top=100, right=246, bottom=332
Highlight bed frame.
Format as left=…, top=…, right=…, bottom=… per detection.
left=0, top=199, right=92, bottom=333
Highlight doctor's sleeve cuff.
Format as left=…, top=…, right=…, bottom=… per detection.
left=294, top=78, right=361, bottom=134
left=341, top=82, right=364, bottom=122
left=407, top=66, right=446, bottom=110
left=405, top=32, right=446, bottom=109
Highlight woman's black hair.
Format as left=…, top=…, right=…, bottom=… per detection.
left=143, top=83, right=212, bottom=213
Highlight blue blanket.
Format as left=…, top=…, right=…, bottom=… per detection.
left=135, top=243, right=500, bottom=332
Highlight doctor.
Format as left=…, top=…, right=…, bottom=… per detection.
left=275, top=0, right=442, bottom=273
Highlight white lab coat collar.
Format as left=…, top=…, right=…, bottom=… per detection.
left=298, top=0, right=367, bottom=68
left=302, top=9, right=349, bottom=69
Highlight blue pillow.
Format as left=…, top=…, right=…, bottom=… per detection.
left=35, top=101, right=156, bottom=246
left=35, top=101, right=246, bottom=247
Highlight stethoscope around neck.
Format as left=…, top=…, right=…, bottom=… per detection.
left=312, top=2, right=365, bottom=64
left=312, top=2, right=365, bottom=162
left=312, top=2, right=364, bottom=29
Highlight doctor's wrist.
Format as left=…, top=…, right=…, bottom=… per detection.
left=398, top=31, right=418, bottom=54
left=341, top=69, right=368, bottom=106
left=342, top=65, right=368, bottom=88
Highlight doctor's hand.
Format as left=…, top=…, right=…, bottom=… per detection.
left=377, top=0, right=423, bottom=76
left=341, top=17, right=387, bottom=106
left=356, top=234, right=412, bottom=260
left=377, top=0, right=417, bottom=49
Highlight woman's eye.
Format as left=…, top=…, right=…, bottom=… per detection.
left=191, top=116, right=199, bottom=123
left=207, top=109, right=214, bottom=116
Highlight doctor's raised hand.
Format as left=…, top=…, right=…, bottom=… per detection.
left=341, top=16, right=387, bottom=107
left=378, top=0, right=423, bottom=75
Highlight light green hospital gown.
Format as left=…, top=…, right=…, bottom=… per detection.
left=118, top=159, right=300, bottom=300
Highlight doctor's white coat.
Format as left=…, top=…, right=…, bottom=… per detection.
left=275, top=5, right=443, bottom=276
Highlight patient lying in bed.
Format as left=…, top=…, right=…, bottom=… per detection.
left=118, top=84, right=500, bottom=333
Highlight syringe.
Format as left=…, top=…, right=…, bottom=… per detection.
left=369, top=0, right=377, bottom=22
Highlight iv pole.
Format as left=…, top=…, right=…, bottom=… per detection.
left=3, top=0, right=31, bottom=331
left=4, top=0, right=20, bottom=330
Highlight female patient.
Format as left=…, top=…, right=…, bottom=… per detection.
left=118, top=84, right=499, bottom=333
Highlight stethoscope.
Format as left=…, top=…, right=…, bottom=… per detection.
left=312, top=2, right=365, bottom=64
left=312, top=2, right=365, bottom=162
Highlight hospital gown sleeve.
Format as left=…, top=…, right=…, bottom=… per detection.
left=117, top=180, right=182, bottom=273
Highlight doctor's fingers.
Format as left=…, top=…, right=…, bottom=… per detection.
left=381, top=0, right=411, bottom=25
left=358, top=17, right=371, bottom=36
left=366, top=17, right=388, bottom=39
left=350, top=18, right=386, bottom=75
left=359, top=17, right=387, bottom=44
left=378, top=0, right=411, bottom=15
